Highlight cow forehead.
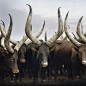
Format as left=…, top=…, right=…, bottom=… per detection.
left=39, top=44, right=49, bottom=50
left=39, top=43, right=49, bottom=53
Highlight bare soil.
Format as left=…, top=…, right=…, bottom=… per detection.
left=1, top=71, right=86, bottom=86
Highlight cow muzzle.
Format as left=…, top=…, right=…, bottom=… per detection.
left=20, top=58, right=26, bottom=63
left=12, top=69, right=19, bottom=73
left=42, top=62, right=48, bottom=67
left=82, top=61, right=86, bottom=66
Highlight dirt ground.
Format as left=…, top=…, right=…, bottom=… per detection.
left=1, top=71, right=86, bottom=86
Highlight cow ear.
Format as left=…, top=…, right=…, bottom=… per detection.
left=49, top=46, right=54, bottom=52
left=31, top=47, right=37, bottom=51
left=72, top=47, right=78, bottom=52
left=1, top=51, right=8, bottom=57
left=72, top=47, right=76, bottom=51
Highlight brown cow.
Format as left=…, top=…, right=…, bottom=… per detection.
left=48, top=12, right=86, bottom=82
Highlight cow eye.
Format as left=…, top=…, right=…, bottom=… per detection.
left=11, top=58, right=15, bottom=62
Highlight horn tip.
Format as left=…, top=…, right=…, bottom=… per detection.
left=65, top=11, right=69, bottom=19
left=59, top=7, right=61, bottom=9
left=44, top=20, right=45, bottom=23
left=26, top=4, right=31, bottom=7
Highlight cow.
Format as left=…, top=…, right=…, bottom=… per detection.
left=25, top=4, right=63, bottom=85
left=17, top=19, right=45, bottom=83
left=48, top=11, right=86, bottom=82
left=0, top=5, right=34, bottom=84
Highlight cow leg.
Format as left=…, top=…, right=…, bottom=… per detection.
left=47, top=65, right=52, bottom=82
left=10, top=72, right=13, bottom=80
left=0, top=68, right=5, bottom=85
left=60, top=63, right=63, bottom=75
left=33, top=69, right=38, bottom=85
left=68, top=64, right=73, bottom=79
left=78, top=65, right=84, bottom=79
left=14, top=74, right=17, bottom=85
left=28, top=68, right=33, bottom=79
left=33, top=72, right=35, bottom=85
left=41, top=67, right=46, bottom=84
left=1, top=71, right=4, bottom=85
left=19, top=68, right=23, bottom=84
left=35, top=71, right=39, bottom=83
left=54, top=65, right=58, bottom=81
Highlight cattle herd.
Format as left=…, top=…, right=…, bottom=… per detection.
left=0, top=4, right=86, bottom=85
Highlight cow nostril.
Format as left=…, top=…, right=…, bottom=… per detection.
left=82, top=61, right=86, bottom=66
left=82, top=62, right=84, bottom=64
left=42, top=62, right=48, bottom=67
left=12, top=69, right=19, bottom=73
left=20, top=59, right=26, bottom=63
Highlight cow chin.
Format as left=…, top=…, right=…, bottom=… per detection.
left=42, top=62, right=48, bottom=67
left=82, top=61, right=86, bottom=66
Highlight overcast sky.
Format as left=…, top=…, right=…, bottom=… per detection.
left=0, top=0, right=86, bottom=42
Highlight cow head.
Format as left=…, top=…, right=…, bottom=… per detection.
left=18, top=43, right=27, bottom=63
left=4, top=50, right=19, bottom=73
left=31, top=42, right=49, bottom=67
left=78, top=45, right=86, bottom=66
left=2, top=11, right=31, bottom=73
left=38, top=43, right=49, bottom=67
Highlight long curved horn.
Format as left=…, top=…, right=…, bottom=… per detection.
left=25, top=20, right=45, bottom=45
left=0, top=27, right=3, bottom=47
left=72, top=32, right=79, bottom=41
left=0, top=22, right=5, bottom=47
left=4, top=14, right=14, bottom=53
left=14, top=5, right=36, bottom=51
left=0, top=20, right=18, bottom=45
left=45, top=31, right=47, bottom=41
left=46, top=7, right=63, bottom=46
left=25, top=4, right=41, bottom=46
left=1, top=20, right=6, bottom=33
left=64, top=11, right=81, bottom=47
left=14, top=35, right=28, bottom=51
left=76, top=17, right=86, bottom=43
left=81, top=23, right=83, bottom=34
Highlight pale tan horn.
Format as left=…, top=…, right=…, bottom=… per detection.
left=64, top=11, right=81, bottom=47
left=81, top=23, right=83, bottom=34
left=4, top=14, right=14, bottom=53
left=1, top=20, right=6, bottom=33
left=25, top=20, right=45, bottom=45
left=46, top=7, right=63, bottom=46
left=0, top=20, right=18, bottom=45
left=0, top=22, right=5, bottom=47
left=14, top=4, right=37, bottom=51
left=45, top=31, right=47, bottom=41
left=76, top=16, right=86, bottom=43
left=72, top=32, right=79, bottom=41
left=25, top=4, right=41, bottom=46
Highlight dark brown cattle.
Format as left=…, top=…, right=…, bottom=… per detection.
left=48, top=12, right=86, bottom=81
